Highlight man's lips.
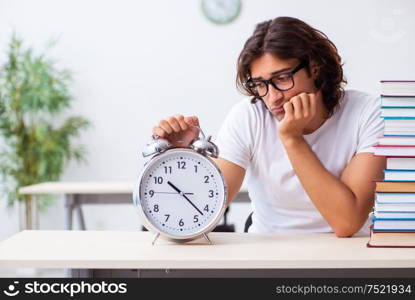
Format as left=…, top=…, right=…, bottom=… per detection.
left=271, top=103, right=286, bottom=113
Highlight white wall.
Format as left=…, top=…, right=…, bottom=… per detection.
left=1, top=0, right=415, bottom=239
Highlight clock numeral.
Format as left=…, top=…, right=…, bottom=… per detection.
left=194, top=165, right=198, bottom=173
left=164, top=166, right=172, bottom=174
left=208, top=190, right=214, bottom=198
left=193, top=215, right=199, bottom=223
left=204, top=176, right=209, bottom=183
left=164, top=214, right=170, bottom=222
left=177, top=161, right=186, bottom=169
left=203, top=204, right=209, bottom=212
left=153, top=204, right=159, bottom=212
left=179, top=219, right=184, bottom=227
left=149, top=190, right=154, bottom=197
left=154, top=176, right=163, bottom=184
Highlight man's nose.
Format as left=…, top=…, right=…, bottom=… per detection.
left=267, top=83, right=284, bottom=102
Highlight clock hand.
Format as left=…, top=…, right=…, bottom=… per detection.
left=167, top=181, right=204, bottom=215
left=153, top=192, right=194, bottom=195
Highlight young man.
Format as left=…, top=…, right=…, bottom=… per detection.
left=152, top=17, right=385, bottom=237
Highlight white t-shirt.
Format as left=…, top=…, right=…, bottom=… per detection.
left=215, top=90, right=383, bottom=234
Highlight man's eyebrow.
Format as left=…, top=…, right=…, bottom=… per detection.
left=271, top=67, right=292, bottom=76
left=251, top=67, right=293, bottom=80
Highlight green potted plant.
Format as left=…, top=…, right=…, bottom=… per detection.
left=0, top=35, right=90, bottom=228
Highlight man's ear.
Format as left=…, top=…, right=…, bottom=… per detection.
left=309, top=60, right=320, bottom=80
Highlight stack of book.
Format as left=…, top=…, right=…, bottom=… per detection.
left=368, top=80, right=415, bottom=247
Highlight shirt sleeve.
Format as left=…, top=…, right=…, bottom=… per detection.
left=356, top=95, right=383, bottom=154
left=214, top=100, right=257, bottom=170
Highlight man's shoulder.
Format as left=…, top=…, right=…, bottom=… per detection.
left=228, top=97, right=267, bottom=120
left=232, top=97, right=265, bottom=109
left=342, top=89, right=379, bottom=108
left=338, top=89, right=379, bottom=116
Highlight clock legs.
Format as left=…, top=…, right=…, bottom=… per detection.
left=151, top=233, right=212, bottom=245
left=152, top=233, right=160, bottom=246
left=203, top=233, right=212, bottom=245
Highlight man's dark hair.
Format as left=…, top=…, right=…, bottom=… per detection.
left=236, top=16, right=347, bottom=117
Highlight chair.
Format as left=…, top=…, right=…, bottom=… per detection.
left=212, top=206, right=235, bottom=232
left=244, top=212, right=253, bottom=233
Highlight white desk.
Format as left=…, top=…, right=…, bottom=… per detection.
left=1, top=230, right=414, bottom=278
left=19, top=181, right=249, bottom=230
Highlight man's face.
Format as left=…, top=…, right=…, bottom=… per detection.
left=250, top=53, right=318, bottom=121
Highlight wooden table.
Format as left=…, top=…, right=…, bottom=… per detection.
left=19, top=181, right=249, bottom=230
left=1, top=230, right=414, bottom=278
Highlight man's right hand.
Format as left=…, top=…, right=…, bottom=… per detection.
left=152, top=114, right=246, bottom=207
left=152, top=115, right=200, bottom=148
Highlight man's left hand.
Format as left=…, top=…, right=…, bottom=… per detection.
left=278, top=91, right=322, bottom=142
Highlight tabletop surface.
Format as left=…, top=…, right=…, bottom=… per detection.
left=19, top=181, right=248, bottom=194
left=0, top=230, right=414, bottom=270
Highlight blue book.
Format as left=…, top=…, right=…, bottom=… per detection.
left=375, top=211, right=415, bottom=219
left=376, top=192, right=415, bottom=203
left=382, top=116, right=415, bottom=119
left=375, top=201, right=415, bottom=212
left=381, top=95, right=415, bottom=108
left=384, top=169, right=415, bottom=181
left=373, top=218, right=415, bottom=231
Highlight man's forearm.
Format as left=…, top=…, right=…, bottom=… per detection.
left=281, top=137, right=360, bottom=237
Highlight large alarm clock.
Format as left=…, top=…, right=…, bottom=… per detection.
left=133, top=126, right=228, bottom=244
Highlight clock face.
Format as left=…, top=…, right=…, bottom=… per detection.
left=201, top=0, right=241, bottom=25
left=135, top=149, right=227, bottom=239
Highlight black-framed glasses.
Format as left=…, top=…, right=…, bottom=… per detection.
left=244, top=60, right=308, bottom=98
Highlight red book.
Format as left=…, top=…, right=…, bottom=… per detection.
left=367, top=225, right=415, bottom=248
left=373, top=144, right=415, bottom=157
